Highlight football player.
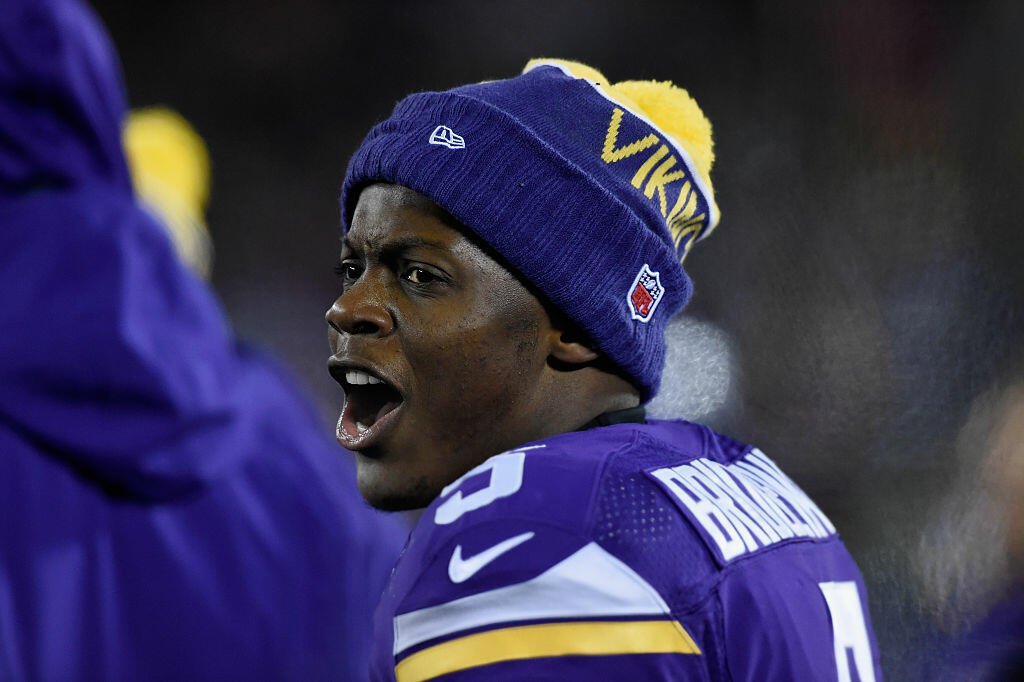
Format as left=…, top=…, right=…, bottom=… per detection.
left=327, top=59, right=884, bottom=680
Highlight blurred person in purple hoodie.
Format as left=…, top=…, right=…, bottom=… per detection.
left=0, top=1, right=406, bottom=679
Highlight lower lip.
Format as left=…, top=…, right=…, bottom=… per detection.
left=335, top=398, right=405, bottom=451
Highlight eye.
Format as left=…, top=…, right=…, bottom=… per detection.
left=403, top=266, right=439, bottom=285
left=334, top=260, right=363, bottom=281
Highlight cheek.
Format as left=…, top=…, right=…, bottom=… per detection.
left=406, top=312, right=540, bottom=424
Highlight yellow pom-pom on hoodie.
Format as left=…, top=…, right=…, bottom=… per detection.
left=123, top=107, right=213, bottom=278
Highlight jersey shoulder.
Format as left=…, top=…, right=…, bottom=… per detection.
left=376, top=422, right=718, bottom=681
left=374, top=421, right=881, bottom=682
left=390, top=419, right=747, bottom=624
left=410, top=419, right=717, bottom=562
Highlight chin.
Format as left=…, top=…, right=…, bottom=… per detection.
left=356, top=457, right=437, bottom=511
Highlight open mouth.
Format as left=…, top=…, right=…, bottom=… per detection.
left=337, top=367, right=404, bottom=448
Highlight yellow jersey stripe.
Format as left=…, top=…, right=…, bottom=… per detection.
left=394, top=619, right=700, bottom=682
left=393, top=542, right=674, bottom=656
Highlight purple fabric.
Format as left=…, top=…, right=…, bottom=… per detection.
left=0, top=1, right=407, bottom=679
left=944, top=586, right=1024, bottom=681
left=370, top=420, right=884, bottom=681
left=718, top=543, right=880, bottom=680
left=0, top=0, right=130, bottom=197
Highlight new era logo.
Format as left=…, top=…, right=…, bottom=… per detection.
left=428, top=125, right=465, bottom=150
left=627, top=264, right=665, bottom=322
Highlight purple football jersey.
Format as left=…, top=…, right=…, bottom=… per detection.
left=371, top=419, right=883, bottom=681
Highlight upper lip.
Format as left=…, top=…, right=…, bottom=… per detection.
left=327, top=357, right=404, bottom=396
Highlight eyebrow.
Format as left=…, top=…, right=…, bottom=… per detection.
left=341, top=235, right=452, bottom=255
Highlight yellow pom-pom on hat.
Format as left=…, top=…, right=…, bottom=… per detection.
left=522, top=58, right=718, bottom=239
left=123, top=107, right=213, bottom=277
left=522, top=59, right=714, bottom=181
left=610, top=80, right=714, bottom=191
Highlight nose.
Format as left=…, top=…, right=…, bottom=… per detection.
left=325, top=284, right=395, bottom=338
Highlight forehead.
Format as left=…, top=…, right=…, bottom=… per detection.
left=347, top=183, right=468, bottom=252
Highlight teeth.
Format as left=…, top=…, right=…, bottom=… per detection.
left=345, top=369, right=383, bottom=386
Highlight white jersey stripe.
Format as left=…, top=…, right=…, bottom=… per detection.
left=393, top=542, right=671, bottom=656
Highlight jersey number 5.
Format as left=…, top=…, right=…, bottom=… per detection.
left=819, top=581, right=876, bottom=682
left=434, top=448, right=535, bottom=525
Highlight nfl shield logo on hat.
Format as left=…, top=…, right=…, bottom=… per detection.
left=627, top=264, right=665, bottom=322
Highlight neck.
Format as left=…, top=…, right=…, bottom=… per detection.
left=577, top=404, right=646, bottom=431
left=532, top=368, right=641, bottom=439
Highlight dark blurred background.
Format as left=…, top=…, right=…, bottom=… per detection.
left=90, top=1, right=1024, bottom=679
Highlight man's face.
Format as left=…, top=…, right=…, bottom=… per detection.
left=326, top=183, right=555, bottom=510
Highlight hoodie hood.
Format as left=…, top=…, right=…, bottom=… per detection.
left=0, top=0, right=131, bottom=197
left=0, top=0, right=257, bottom=500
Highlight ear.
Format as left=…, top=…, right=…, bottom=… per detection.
left=547, top=328, right=600, bottom=365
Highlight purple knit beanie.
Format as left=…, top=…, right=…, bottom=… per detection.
left=341, top=59, right=719, bottom=401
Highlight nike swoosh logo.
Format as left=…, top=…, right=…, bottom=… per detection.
left=448, top=531, right=535, bottom=584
